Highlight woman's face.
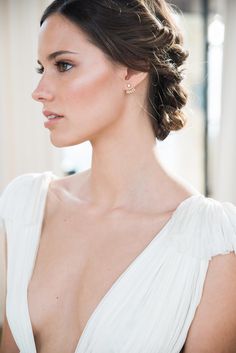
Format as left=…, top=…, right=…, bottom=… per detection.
left=32, top=14, right=127, bottom=147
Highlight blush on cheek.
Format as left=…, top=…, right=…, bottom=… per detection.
left=68, top=65, right=122, bottom=121
left=70, top=64, right=114, bottom=101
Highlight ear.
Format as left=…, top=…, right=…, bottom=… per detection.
left=123, top=68, right=149, bottom=90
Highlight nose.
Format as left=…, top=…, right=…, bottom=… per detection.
left=32, top=80, right=54, bottom=102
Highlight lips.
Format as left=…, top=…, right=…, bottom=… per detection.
left=43, top=110, right=64, bottom=119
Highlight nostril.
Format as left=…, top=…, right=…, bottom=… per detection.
left=32, top=90, right=40, bottom=101
left=32, top=91, right=46, bottom=102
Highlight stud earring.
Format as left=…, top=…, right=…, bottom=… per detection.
left=125, top=83, right=136, bottom=94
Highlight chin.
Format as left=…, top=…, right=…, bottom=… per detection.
left=50, top=135, right=88, bottom=148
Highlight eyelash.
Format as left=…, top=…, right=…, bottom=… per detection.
left=35, top=61, right=73, bottom=74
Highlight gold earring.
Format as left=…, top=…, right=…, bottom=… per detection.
left=125, top=83, right=136, bottom=94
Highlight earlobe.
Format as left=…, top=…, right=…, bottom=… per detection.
left=125, top=83, right=136, bottom=95
left=124, top=69, right=148, bottom=90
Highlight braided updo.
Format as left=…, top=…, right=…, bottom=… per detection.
left=40, top=0, right=188, bottom=141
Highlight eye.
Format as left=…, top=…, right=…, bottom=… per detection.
left=35, top=61, right=73, bottom=75
left=55, top=61, right=73, bottom=72
left=35, top=65, right=44, bottom=74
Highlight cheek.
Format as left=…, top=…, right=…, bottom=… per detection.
left=65, top=65, right=123, bottom=122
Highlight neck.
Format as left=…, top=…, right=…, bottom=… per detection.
left=82, top=122, right=175, bottom=213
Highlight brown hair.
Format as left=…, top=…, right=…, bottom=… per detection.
left=40, top=0, right=188, bottom=141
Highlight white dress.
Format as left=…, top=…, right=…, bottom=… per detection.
left=0, top=171, right=236, bottom=353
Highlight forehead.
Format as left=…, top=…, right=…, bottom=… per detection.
left=38, top=14, right=95, bottom=56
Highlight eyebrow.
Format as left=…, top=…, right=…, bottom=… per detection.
left=37, top=50, right=78, bottom=65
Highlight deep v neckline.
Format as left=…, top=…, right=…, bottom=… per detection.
left=26, top=171, right=203, bottom=353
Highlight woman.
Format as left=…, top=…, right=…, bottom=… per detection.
left=0, top=0, right=236, bottom=352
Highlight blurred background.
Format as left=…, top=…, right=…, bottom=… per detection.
left=0, top=0, right=236, bottom=330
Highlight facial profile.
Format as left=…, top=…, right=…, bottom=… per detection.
left=32, top=0, right=188, bottom=145
left=32, top=14, right=147, bottom=148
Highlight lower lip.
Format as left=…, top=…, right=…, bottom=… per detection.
left=44, top=117, right=64, bottom=128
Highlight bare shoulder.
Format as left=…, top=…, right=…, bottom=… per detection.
left=45, top=169, right=90, bottom=217
left=184, top=252, right=236, bottom=353
left=47, top=169, right=199, bottom=217
left=51, top=169, right=90, bottom=193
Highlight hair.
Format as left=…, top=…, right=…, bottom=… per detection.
left=40, top=0, right=189, bottom=141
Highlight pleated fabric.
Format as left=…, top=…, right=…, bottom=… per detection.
left=0, top=171, right=236, bottom=353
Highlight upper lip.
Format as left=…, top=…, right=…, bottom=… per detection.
left=43, top=110, right=64, bottom=118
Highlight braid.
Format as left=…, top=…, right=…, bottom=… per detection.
left=147, top=10, right=189, bottom=140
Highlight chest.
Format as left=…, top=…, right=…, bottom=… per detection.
left=27, top=208, right=170, bottom=353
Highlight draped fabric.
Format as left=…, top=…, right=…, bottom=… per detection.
left=0, top=172, right=236, bottom=353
